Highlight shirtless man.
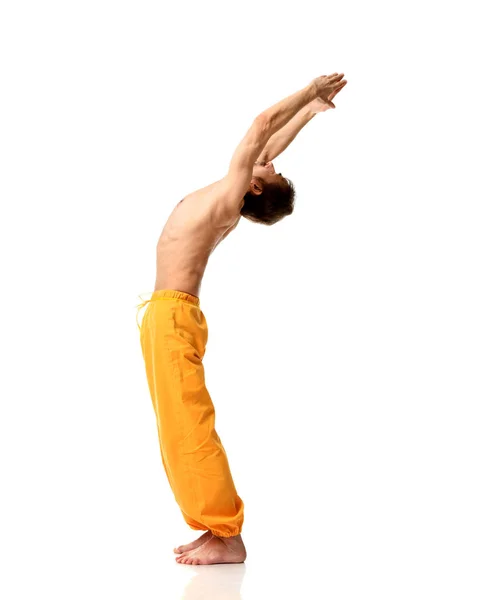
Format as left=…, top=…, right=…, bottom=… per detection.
left=137, top=73, right=347, bottom=566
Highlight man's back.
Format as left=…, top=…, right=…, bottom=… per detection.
left=154, top=179, right=241, bottom=296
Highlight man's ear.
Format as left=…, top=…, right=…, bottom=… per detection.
left=249, top=178, right=263, bottom=196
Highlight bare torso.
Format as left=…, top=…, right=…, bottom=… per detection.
left=154, top=179, right=241, bottom=297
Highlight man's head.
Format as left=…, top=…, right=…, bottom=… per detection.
left=241, top=161, right=295, bottom=225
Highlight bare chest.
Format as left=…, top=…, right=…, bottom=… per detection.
left=158, top=181, right=241, bottom=269
left=160, top=184, right=222, bottom=245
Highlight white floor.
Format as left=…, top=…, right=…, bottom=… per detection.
left=5, top=519, right=494, bottom=599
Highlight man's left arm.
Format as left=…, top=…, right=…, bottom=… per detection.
left=255, top=106, right=316, bottom=164
left=255, top=92, right=343, bottom=164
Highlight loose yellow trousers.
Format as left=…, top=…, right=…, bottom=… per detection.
left=136, top=289, right=244, bottom=538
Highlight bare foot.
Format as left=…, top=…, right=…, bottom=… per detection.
left=176, top=534, right=246, bottom=565
left=174, top=531, right=212, bottom=555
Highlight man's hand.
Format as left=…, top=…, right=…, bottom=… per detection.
left=308, top=95, right=335, bottom=113
left=308, top=83, right=347, bottom=112
left=311, top=73, right=347, bottom=108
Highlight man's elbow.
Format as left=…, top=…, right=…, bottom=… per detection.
left=254, top=113, right=271, bottom=133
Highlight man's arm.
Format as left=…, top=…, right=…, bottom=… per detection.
left=255, top=106, right=316, bottom=164
left=218, top=74, right=346, bottom=218
left=256, top=84, right=348, bottom=163
left=230, top=82, right=319, bottom=174
left=218, top=83, right=317, bottom=217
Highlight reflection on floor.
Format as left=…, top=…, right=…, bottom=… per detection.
left=181, top=563, right=246, bottom=600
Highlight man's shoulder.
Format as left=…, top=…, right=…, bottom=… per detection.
left=188, top=176, right=244, bottom=225
left=166, top=177, right=241, bottom=232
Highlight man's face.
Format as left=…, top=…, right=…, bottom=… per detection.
left=252, top=161, right=288, bottom=187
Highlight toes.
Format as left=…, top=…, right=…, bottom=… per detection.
left=176, top=553, right=192, bottom=565
left=175, top=553, right=201, bottom=565
left=174, top=546, right=184, bottom=554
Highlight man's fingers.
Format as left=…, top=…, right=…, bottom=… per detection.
left=330, top=81, right=346, bottom=95
left=318, top=73, right=347, bottom=102
left=328, top=80, right=347, bottom=100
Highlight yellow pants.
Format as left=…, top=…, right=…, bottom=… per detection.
left=136, top=289, right=244, bottom=538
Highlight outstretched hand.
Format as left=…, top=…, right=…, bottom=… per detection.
left=311, top=73, right=348, bottom=110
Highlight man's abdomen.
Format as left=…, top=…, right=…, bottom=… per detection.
left=155, top=236, right=213, bottom=297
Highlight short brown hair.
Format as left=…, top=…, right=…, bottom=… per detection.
left=241, top=178, right=295, bottom=225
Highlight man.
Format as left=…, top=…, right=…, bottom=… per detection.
left=136, top=73, right=347, bottom=566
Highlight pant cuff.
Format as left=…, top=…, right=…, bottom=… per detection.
left=210, top=529, right=242, bottom=538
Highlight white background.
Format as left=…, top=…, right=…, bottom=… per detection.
left=1, top=1, right=497, bottom=598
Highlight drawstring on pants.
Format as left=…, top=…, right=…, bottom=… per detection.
left=135, top=294, right=152, bottom=331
